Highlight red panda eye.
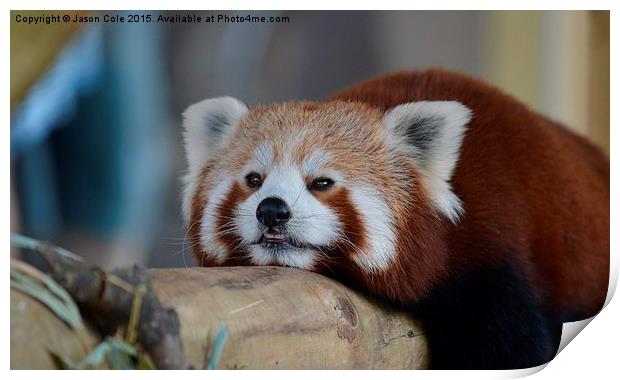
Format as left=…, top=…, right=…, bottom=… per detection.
left=309, top=177, right=334, bottom=191
left=245, top=172, right=263, bottom=188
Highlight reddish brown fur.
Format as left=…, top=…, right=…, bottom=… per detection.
left=214, top=182, right=253, bottom=266
left=186, top=70, right=609, bottom=369
left=365, top=163, right=452, bottom=303
left=188, top=165, right=216, bottom=267
left=330, top=69, right=609, bottom=316
left=189, top=69, right=608, bottom=320
left=189, top=164, right=254, bottom=267
left=322, top=187, right=368, bottom=256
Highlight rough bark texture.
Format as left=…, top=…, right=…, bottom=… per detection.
left=11, top=266, right=429, bottom=369
left=66, top=265, right=187, bottom=369
left=21, top=242, right=187, bottom=369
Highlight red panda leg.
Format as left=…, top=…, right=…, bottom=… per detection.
left=409, top=259, right=558, bottom=369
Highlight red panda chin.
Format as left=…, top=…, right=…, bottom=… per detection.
left=183, top=69, right=609, bottom=369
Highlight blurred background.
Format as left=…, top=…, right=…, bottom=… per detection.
left=10, top=10, right=610, bottom=269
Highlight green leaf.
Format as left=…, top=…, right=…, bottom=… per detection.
left=10, top=270, right=83, bottom=329
left=73, top=338, right=138, bottom=369
left=10, top=233, right=83, bottom=262
left=207, top=325, right=229, bottom=370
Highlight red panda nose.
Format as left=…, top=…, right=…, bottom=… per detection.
left=256, top=197, right=291, bottom=228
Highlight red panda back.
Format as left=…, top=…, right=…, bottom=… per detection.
left=331, top=69, right=609, bottom=319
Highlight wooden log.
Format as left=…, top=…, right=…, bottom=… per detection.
left=11, top=266, right=429, bottom=369
left=151, top=266, right=428, bottom=369
left=10, top=288, right=99, bottom=369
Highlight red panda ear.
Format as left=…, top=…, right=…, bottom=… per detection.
left=383, top=101, right=472, bottom=223
left=181, top=97, right=248, bottom=224
left=182, top=97, right=249, bottom=175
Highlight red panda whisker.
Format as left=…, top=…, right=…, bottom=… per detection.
left=334, top=239, right=357, bottom=253
left=293, top=211, right=338, bottom=218
left=314, top=258, right=337, bottom=276
left=210, top=227, right=237, bottom=237
left=229, top=239, right=256, bottom=256
left=313, top=249, right=337, bottom=264
left=214, top=220, right=240, bottom=229
left=169, top=241, right=201, bottom=257
left=234, top=213, right=256, bottom=218
left=215, top=217, right=258, bottom=231
left=333, top=233, right=366, bottom=258
left=203, top=212, right=243, bottom=220
left=166, top=241, right=200, bottom=246
left=310, top=249, right=339, bottom=276
left=180, top=218, right=203, bottom=268
left=292, top=214, right=337, bottom=221
left=215, top=219, right=257, bottom=233
left=212, top=227, right=241, bottom=239
left=227, top=243, right=245, bottom=255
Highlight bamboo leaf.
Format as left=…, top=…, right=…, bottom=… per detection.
left=10, top=270, right=82, bottom=329
left=207, top=325, right=229, bottom=370
left=10, top=233, right=83, bottom=262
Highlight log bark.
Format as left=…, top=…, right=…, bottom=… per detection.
left=11, top=288, right=99, bottom=369
left=11, top=265, right=429, bottom=369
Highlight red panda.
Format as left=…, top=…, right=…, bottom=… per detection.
left=181, top=69, right=609, bottom=369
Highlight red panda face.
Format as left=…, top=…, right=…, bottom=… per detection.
left=182, top=98, right=471, bottom=281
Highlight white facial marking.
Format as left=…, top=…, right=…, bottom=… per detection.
left=181, top=171, right=199, bottom=225
left=232, top=146, right=342, bottom=269
left=301, top=149, right=332, bottom=175
left=235, top=189, right=264, bottom=246
left=249, top=245, right=275, bottom=265
left=200, top=175, right=234, bottom=262
left=236, top=163, right=341, bottom=254
left=348, top=183, right=397, bottom=273
left=253, top=143, right=274, bottom=170
left=275, top=247, right=316, bottom=269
